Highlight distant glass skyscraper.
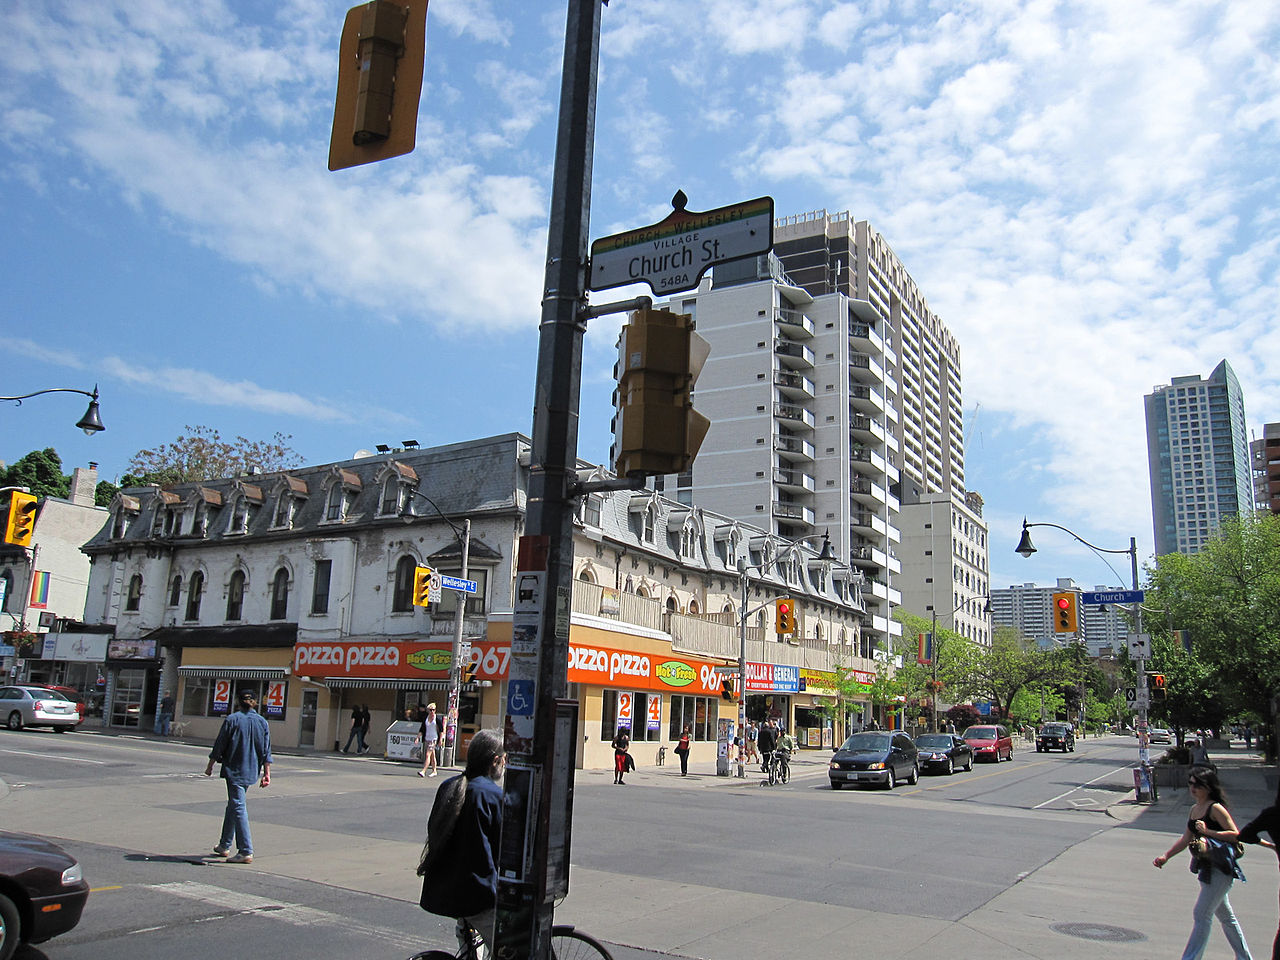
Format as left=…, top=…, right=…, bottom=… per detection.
left=1144, top=359, right=1251, bottom=556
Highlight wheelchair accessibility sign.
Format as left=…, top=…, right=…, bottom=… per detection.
left=507, top=679, right=535, bottom=717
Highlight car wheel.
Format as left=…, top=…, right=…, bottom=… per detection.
left=907, top=763, right=919, bottom=785
left=0, top=891, right=20, bottom=960
left=5, top=712, right=21, bottom=732
left=883, top=767, right=896, bottom=790
left=831, top=781, right=843, bottom=790
left=965, top=755, right=973, bottom=771
left=944, top=758, right=954, bottom=775
left=54, top=726, right=71, bottom=733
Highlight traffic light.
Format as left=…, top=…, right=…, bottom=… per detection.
left=4, top=491, right=38, bottom=547
left=610, top=307, right=711, bottom=478
left=413, top=565, right=433, bottom=606
left=1051, top=591, right=1079, bottom=633
left=1151, top=673, right=1167, bottom=700
left=775, top=598, right=795, bottom=635
left=460, top=659, right=478, bottom=685
left=720, top=677, right=735, bottom=701
left=328, top=0, right=428, bottom=171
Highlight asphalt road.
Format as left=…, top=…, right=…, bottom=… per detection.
left=0, top=729, right=1153, bottom=960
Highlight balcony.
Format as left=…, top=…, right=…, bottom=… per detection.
left=774, top=369, right=815, bottom=400
left=774, top=402, right=816, bottom=430
left=773, top=501, right=816, bottom=527
left=850, top=511, right=887, bottom=537
left=849, top=350, right=884, bottom=384
left=774, top=466, right=815, bottom=493
left=774, top=434, right=816, bottom=461
left=777, top=308, right=816, bottom=338
left=776, top=339, right=815, bottom=370
left=849, top=444, right=887, bottom=476
left=850, top=322, right=884, bottom=353
left=850, top=413, right=885, bottom=444
left=850, top=476, right=887, bottom=507
left=849, top=383, right=885, bottom=414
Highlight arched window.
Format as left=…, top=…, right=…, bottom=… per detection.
left=687, top=599, right=700, bottom=615
left=392, top=555, right=417, bottom=612
left=226, top=570, right=246, bottom=621
left=326, top=483, right=345, bottom=521
left=185, top=571, right=204, bottom=621
left=381, top=476, right=402, bottom=516
left=577, top=567, right=595, bottom=583
left=270, top=568, right=290, bottom=620
left=169, top=575, right=183, bottom=607
left=125, top=574, right=143, bottom=612
left=274, top=492, right=293, bottom=527
left=665, top=596, right=678, bottom=613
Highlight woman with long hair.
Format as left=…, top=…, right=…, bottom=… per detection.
left=611, top=725, right=631, bottom=785
left=418, top=729, right=505, bottom=958
left=1234, top=779, right=1280, bottom=960
left=1153, top=767, right=1253, bottom=960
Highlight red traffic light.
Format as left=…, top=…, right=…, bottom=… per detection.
left=1056, top=597, right=1070, bottom=610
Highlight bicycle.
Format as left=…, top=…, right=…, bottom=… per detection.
left=767, top=747, right=790, bottom=785
left=409, top=917, right=613, bottom=960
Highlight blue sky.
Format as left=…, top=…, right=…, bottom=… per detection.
left=3, top=0, right=1278, bottom=596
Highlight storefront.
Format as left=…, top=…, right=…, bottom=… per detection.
left=19, top=629, right=111, bottom=720
left=105, top=636, right=162, bottom=729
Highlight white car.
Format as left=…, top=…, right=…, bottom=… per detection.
left=1149, top=728, right=1173, bottom=744
left=0, top=685, right=81, bottom=732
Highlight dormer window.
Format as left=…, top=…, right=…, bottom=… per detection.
left=228, top=482, right=262, bottom=535
left=376, top=462, right=416, bottom=518
left=156, top=490, right=182, bottom=536
left=112, top=495, right=140, bottom=539
left=582, top=495, right=601, bottom=527
left=271, top=475, right=308, bottom=530
left=325, top=469, right=362, bottom=522
left=190, top=487, right=222, bottom=537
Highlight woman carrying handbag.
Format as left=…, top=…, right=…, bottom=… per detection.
left=674, top=725, right=692, bottom=776
left=1153, top=768, right=1253, bottom=960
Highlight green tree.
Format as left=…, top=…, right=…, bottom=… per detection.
left=0, top=448, right=70, bottom=500
left=94, top=479, right=120, bottom=508
left=949, top=626, right=1073, bottom=721
left=125, top=425, right=302, bottom=484
left=1146, top=513, right=1280, bottom=759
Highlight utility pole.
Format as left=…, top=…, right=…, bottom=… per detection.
left=493, top=2, right=601, bottom=959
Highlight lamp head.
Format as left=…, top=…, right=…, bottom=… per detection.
left=817, top=529, right=837, bottom=562
left=76, top=387, right=105, bottom=435
left=1015, top=520, right=1036, bottom=558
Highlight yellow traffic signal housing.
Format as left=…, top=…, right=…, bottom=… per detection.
left=1150, top=673, right=1167, bottom=700
left=611, top=308, right=711, bottom=478
left=329, top=0, right=428, bottom=171
left=460, top=659, right=478, bottom=684
left=720, top=677, right=735, bottom=701
left=413, top=565, right=433, bottom=606
left=4, top=491, right=38, bottom=547
left=1051, top=591, right=1078, bottom=633
left=775, top=597, right=795, bottom=635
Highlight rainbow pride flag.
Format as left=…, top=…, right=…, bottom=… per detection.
left=28, top=570, right=50, bottom=609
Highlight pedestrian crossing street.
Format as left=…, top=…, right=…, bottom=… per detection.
left=146, top=881, right=424, bottom=951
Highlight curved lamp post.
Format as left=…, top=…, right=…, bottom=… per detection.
left=403, top=489, right=471, bottom=768
left=1, top=386, right=105, bottom=435
left=1015, top=519, right=1149, bottom=780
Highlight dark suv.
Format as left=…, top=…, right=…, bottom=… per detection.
left=1036, top=722, right=1075, bottom=753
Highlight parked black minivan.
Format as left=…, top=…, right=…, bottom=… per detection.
left=829, top=731, right=919, bottom=790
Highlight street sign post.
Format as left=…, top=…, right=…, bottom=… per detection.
left=1127, top=633, right=1151, bottom=658
left=589, top=192, right=773, bottom=295
left=440, top=574, right=478, bottom=593
left=1081, top=589, right=1144, bottom=605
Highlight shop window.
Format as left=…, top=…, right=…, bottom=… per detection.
left=125, top=574, right=143, bottom=612
left=392, top=555, right=416, bottom=612
left=600, top=689, right=656, bottom=741
left=182, top=678, right=213, bottom=717
left=631, top=692, right=660, bottom=742
left=669, top=695, right=713, bottom=741
left=270, top=567, right=290, bottom=620
left=226, top=570, right=246, bottom=621
left=185, top=571, right=204, bottom=621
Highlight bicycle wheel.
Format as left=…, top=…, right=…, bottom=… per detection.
left=550, top=926, right=613, bottom=960
left=406, top=952, right=456, bottom=960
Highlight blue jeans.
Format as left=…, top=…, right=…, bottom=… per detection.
left=219, top=780, right=253, bottom=856
left=343, top=726, right=367, bottom=752
left=1181, top=867, right=1252, bottom=960
left=154, top=712, right=171, bottom=735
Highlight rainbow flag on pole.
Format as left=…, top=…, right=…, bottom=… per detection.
left=28, top=571, right=50, bottom=609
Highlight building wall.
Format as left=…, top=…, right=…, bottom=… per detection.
left=897, top=490, right=991, bottom=646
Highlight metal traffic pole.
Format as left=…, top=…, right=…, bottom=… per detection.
left=441, top=518, right=470, bottom=769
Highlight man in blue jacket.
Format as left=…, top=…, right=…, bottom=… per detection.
left=205, top=689, right=273, bottom=864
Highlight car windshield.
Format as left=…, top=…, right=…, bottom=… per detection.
left=915, top=735, right=953, bottom=748
left=840, top=733, right=890, bottom=751
left=1041, top=725, right=1069, bottom=734
left=962, top=726, right=998, bottom=739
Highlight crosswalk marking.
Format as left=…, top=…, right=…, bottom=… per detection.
left=148, top=880, right=424, bottom=950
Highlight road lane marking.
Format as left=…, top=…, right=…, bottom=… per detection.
left=0, top=748, right=107, bottom=764
left=899, top=758, right=1055, bottom=795
left=90, top=885, right=124, bottom=893
left=1033, top=761, right=1134, bottom=809
left=149, top=880, right=423, bottom=950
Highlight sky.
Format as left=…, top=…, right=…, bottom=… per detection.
left=3, top=0, right=1278, bottom=599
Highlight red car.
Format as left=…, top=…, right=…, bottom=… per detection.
left=961, top=723, right=1014, bottom=762
left=0, top=831, right=90, bottom=956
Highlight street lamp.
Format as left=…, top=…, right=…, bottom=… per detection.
left=929, top=594, right=991, bottom=732
left=1015, top=519, right=1149, bottom=781
left=403, top=489, right=471, bottom=769
left=1, top=386, right=105, bottom=435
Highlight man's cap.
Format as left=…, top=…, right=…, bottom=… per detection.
left=237, top=689, right=258, bottom=704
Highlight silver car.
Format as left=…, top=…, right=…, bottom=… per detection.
left=0, top=685, right=81, bottom=732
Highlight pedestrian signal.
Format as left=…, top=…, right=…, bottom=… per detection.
left=1150, top=673, right=1166, bottom=700
left=413, top=566, right=432, bottom=606
left=4, top=491, right=38, bottom=547
left=720, top=677, right=735, bottom=701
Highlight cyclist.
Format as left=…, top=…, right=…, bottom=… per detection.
left=417, top=729, right=506, bottom=959
left=773, top=726, right=798, bottom=783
